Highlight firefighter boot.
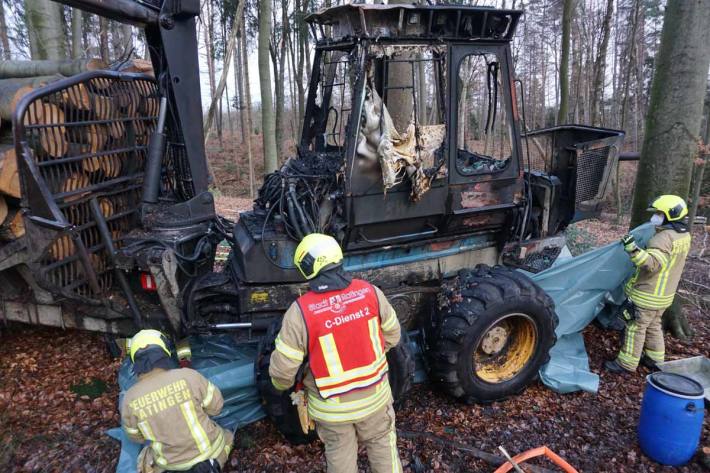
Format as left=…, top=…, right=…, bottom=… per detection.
left=603, top=359, right=632, bottom=374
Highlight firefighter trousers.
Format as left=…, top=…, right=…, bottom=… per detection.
left=315, top=403, right=402, bottom=473
left=616, top=306, right=665, bottom=371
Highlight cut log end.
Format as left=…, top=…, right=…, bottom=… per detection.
left=61, top=172, right=91, bottom=202
left=100, top=154, right=122, bottom=178
left=99, top=197, right=114, bottom=218
left=0, top=195, right=7, bottom=223
left=0, top=210, right=25, bottom=240
left=0, top=145, right=20, bottom=198
left=48, top=234, right=76, bottom=260
left=23, top=101, right=68, bottom=158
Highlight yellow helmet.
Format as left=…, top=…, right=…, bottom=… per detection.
left=647, top=195, right=688, bottom=222
left=294, top=233, right=343, bottom=280
left=129, top=329, right=171, bottom=362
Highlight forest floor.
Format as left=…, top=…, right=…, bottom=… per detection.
left=0, top=203, right=708, bottom=473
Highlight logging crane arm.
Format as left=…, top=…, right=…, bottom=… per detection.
left=59, top=0, right=210, bottom=195
left=0, top=0, right=220, bottom=334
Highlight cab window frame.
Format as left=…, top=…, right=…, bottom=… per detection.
left=449, top=44, right=520, bottom=185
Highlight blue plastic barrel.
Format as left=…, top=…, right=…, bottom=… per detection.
left=638, top=372, right=705, bottom=465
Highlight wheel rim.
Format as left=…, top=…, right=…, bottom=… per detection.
left=473, top=313, right=538, bottom=384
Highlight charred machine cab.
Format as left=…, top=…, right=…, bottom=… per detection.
left=0, top=1, right=623, bottom=442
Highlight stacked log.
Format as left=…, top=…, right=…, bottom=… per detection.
left=0, top=57, right=156, bottom=248
left=0, top=59, right=107, bottom=79
left=0, top=209, right=25, bottom=240
left=116, top=59, right=154, bottom=77
left=0, top=145, right=20, bottom=198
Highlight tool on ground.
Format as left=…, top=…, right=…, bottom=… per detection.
left=493, top=446, right=579, bottom=473
left=498, top=446, right=525, bottom=473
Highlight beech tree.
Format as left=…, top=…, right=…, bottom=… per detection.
left=630, top=0, right=710, bottom=227
left=259, top=0, right=278, bottom=173
left=25, top=0, right=65, bottom=60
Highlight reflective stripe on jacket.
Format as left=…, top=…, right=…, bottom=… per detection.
left=269, top=281, right=402, bottom=423
left=298, top=279, right=388, bottom=399
left=121, top=367, right=233, bottom=471
left=624, top=228, right=691, bottom=310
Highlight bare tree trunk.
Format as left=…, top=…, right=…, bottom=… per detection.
left=273, top=0, right=288, bottom=157
left=0, top=59, right=105, bottom=78
left=0, top=2, right=12, bottom=60
left=141, top=30, right=150, bottom=60
left=590, top=0, right=613, bottom=126
left=122, top=24, right=133, bottom=57
left=26, top=0, right=66, bottom=60
left=99, top=16, right=109, bottom=62
left=286, top=28, right=298, bottom=143
left=611, top=3, right=620, bottom=128
left=633, top=4, right=646, bottom=150
left=687, top=153, right=706, bottom=231
left=235, top=29, right=246, bottom=144
left=259, top=0, right=278, bottom=173
left=557, top=0, right=573, bottom=124
left=385, top=0, right=418, bottom=132
left=71, top=8, right=83, bottom=59
left=242, top=15, right=256, bottom=197
left=620, top=0, right=641, bottom=139
left=225, top=82, right=233, bottom=135
left=630, top=0, right=710, bottom=228
left=203, top=1, right=216, bottom=104
left=203, top=0, right=245, bottom=143
left=296, top=0, right=307, bottom=134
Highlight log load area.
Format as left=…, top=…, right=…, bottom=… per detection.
left=0, top=58, right=158, bottom=301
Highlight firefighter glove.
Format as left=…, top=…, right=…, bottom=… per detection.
left=621, top=234, right=638, bottom=253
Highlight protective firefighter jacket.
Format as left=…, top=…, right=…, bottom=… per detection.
left=269, top=279, right=401, bottom=423
left=121, top=367, right=233, bottom=472
left=624, top=227, right=691, bottom=310
left=298, top=279, right=388, bottom=399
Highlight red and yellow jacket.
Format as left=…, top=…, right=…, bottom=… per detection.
left=269, top=279, right=401, bottom=423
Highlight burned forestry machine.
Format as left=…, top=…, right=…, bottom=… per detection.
left=1, top=1, right=623, bottom=439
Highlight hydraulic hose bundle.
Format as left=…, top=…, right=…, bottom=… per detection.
left=256, top=154, right=342, bottom=241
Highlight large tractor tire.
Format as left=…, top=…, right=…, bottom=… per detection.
left=426, top=265, right=557, bottom=404
left=255, top=321, right=317, bottom=445
left=256, top=319, right=415, bottom=444
left=386, top=330, right=416, bottom=404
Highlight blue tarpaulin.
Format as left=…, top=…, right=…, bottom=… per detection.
left=110, top=224, right=655, bottom=472
left=532, top=223, right=655, bottom=393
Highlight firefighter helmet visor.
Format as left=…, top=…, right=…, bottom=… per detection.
left=294, top=233, right=343, bottom=280
left=647, top=195, right=688, bottom=222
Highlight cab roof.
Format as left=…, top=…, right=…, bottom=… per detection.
left=305, top=4, right=522, bottom=44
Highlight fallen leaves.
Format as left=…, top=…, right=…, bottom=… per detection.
left=0, top=216, right=707, bottom=473
left=0, top=326, right=121, bottom=472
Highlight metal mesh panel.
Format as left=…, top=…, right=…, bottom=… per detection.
left=16, top=73, right=158, bottom=301
left=521, top=132, right=553, bottom=173
left=575, top=145, right=610, bottom=203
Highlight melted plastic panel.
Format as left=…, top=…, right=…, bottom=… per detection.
left=356, top=45, right=448, bottom=202
left=16, top=74, right=159, bottom=301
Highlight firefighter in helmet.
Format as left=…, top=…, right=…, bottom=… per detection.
left=605, top=195, right=692, bottom=373
left=269, top=233, right=403, bottom=473
left=121, top=329, right=233, bottom=473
